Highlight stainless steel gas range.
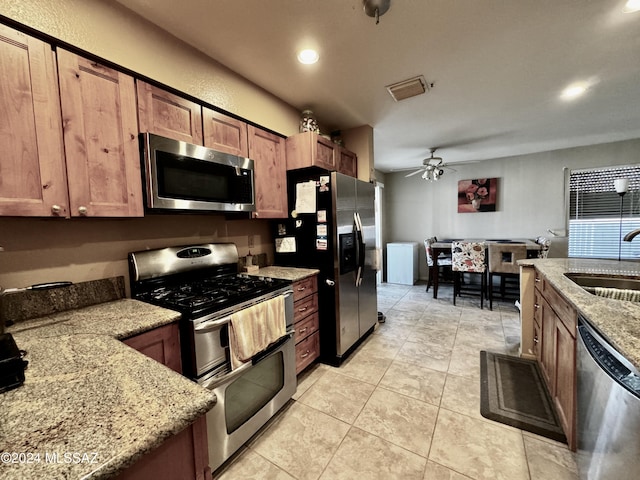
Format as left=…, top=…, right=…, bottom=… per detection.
left=129, top=243, right=296, bottom=472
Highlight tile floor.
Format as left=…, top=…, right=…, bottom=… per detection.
left=215, top=282, right=579, bottom=480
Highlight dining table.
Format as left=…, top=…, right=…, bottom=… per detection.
left=429, top=238, right=542, bottom=299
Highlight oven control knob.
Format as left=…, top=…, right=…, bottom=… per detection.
left=78, top=206, right=88, bottom=216
left=326, top=279, right=335, bottom=286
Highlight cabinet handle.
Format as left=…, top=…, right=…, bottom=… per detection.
left=298, top=327, right=308, bottom=334
left=534, top=303, right=540, bottom=310
left=78, top=206, right=88, bottom=216
left=533, top=336, right=539, bottom=344
left=51, top=205, right=62, bottom=215
left=535, top=277, right=541, bottom=283
left=298, top=307, right=308, bottom=312
left=297, top=287, right=306, bottom=292
left=301, top=350, right=310, bottom=358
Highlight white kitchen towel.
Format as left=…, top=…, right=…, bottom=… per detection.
left=229, top=296, right=286, bottom=370
left=594, top=287, right=640, bottom=302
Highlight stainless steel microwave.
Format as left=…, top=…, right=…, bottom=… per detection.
left=141, top=133, right=255, bottom=213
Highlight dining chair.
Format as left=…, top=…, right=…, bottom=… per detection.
left=451, top=241, right=487, bottom=309
left=488, top=243, right=527, bottom=310
left=424, top=237, right=452, bottom=292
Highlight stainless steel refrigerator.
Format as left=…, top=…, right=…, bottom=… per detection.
left=274, top=169, right=377, bottom=365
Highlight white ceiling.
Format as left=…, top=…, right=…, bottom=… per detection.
left=115, top=0, right=640, bottom=172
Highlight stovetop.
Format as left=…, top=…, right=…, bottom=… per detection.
left=134, top=273, right=291, bottom=317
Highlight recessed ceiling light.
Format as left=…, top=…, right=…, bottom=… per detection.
left=297, top=49, right=319, bottom=64
left=561, top=83, right=589, bottom=100
left=623, top=0, right=640, bottom=13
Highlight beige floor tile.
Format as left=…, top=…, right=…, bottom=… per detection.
left=336, top=349, right=394, bottom=385
left=396, top=339, right=452, bottom=373
left=297, top=370, right=375, bottom=423
left=440, top=374, right=482, bottom=420
left=393, top=298, right=429, bottom=314
left=385, top=308, right=424, bottom=324
left=429, top=409, right=529, bottom=480
left=379, top=360, right=447, bottom=406
left=250, top=402, right=350, bottom=480
left=524, top=434, right=578, bottom=480
left=409, top=324, right=458, bottom=349
left=357, top=333, right=405, bottom=357
left=423, top=460, right=474, bottom=479
left=354, top=387, right=439, bottom=457
left=216, top=449, right=296, bottom=480
left=293, top=363, right=331, bottom=400
left=447, top=343, right=483, bottom=378
left=320, top=426, right=427, bottom=480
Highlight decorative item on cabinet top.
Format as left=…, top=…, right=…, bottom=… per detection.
left=299, top=109, right=320, bottom=134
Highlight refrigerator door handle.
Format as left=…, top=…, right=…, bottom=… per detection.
left=354, top=212, right=366, bottom=288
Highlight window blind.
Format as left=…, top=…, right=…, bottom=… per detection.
left=568, top=165, right=640, bottom=260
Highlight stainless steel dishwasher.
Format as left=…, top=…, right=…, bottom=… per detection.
left=577, top=316, right=640, bottom=479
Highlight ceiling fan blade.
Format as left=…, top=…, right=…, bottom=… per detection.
left=405, top=169, right=424, bottom=177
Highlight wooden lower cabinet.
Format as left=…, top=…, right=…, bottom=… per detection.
left=120, top=323, right=211, bottom=480
left=116, top=416, right=210, bottom=480
left=292, top=275, right=320, bottom=373
left=534, top=271, right=577, bottom=450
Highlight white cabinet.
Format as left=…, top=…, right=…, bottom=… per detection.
left=387, top=242, right=420, bottom=285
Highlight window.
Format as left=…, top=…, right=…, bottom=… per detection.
left=568, top=165, right=640, bottom=260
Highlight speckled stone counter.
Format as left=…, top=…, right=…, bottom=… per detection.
left=248, top=266, right=320, bottom=282
left=520, top=258, right=640, bottom=369
left=0, top=301, right=216, bottom=480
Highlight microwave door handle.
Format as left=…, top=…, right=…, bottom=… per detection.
left=195, top=316, right=232, bottom=333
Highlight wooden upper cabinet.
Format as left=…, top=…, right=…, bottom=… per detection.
left=202, top=108, right=248, bottom=156
left=248, top=126, right=287, bottom=219
left=337, top=148, right=357, bottom=178
left=136, top=81, right=203, bottom=144
left=286, top=131, right=336, bottom=171
left=0, top=25, right=68, bottom=217
left=57, top=49, right=143, bottom=217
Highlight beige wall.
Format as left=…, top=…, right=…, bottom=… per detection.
left=0, top=0, right=298, bottom=291
left=0, top=0, right=300, bottom=135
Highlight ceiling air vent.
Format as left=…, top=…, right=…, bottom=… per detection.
left=386, top=75, right=429, bottom=101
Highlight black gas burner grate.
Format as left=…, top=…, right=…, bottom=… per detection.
left=137, top=274, right=289, bottom=314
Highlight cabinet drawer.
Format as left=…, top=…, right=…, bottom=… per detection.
left=295, top=331, right=320, bottom=374
left=294, top=312, right=319, bottom=343
left=294, top=294, right=319, bottom=323
left=533, top=289, right=542, bottom=327
left=293, top=276, right=318, bottom=302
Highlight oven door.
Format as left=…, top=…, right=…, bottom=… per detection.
left=200, top=332, right=296, bottom=472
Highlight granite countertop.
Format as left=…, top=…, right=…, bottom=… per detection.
left=249, top=266, right=320, bottom=282
left=0, top=300, right=217, bottom=480
left=520, top=258, right=640, bottom=369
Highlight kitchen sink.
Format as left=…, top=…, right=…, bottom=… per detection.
left=565, top=273, right=640, bottom=301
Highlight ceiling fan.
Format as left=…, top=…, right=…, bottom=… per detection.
left=404, top=149, right=456, bottom=181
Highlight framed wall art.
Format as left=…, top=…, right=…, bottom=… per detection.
left=458, top=178, right=498, bottom=213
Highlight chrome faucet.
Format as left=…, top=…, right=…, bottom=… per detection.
left=623, top=228, right=640, bottom=242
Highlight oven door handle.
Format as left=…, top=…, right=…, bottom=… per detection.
left=200, top=329, right=295, bottom=391
left=195, top=316, right=232, bottom=333
left=200, top=362, right=253, bottom=391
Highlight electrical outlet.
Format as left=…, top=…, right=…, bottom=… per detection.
left=248, top=235, right=254, bottom=248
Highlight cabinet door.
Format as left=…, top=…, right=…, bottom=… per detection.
left=248, top=125, right=287, bottom=218
left=57, top=49, right=143, bottom=217
left=136, top=81, right=203, bottom=144
left=554, top=319, right=576, bottom=450
left=0, top=26, right=68, bottom=217
left=539, top=296, right=556, bottom=393
left=337, top=148, right=357, bottom=178
left=123, top=322, right=182, bottom=373
left=202, top=108, right=248, bottom=156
